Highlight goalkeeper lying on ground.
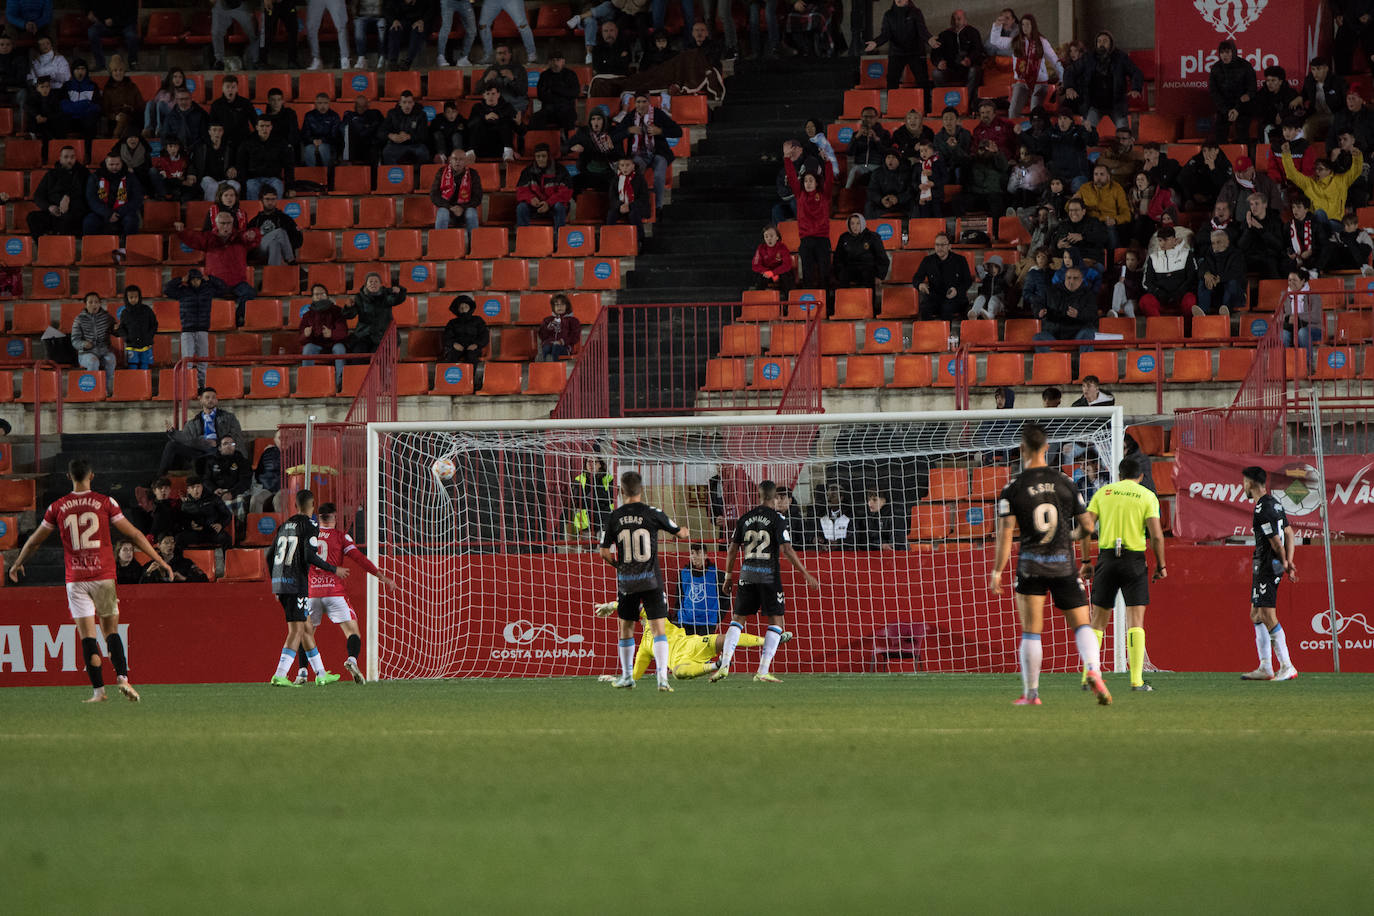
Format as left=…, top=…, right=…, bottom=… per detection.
left=595, top=602, right=792, bottom=681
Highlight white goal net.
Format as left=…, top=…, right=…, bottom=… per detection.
left=366, top=409, right=1124, bottom=680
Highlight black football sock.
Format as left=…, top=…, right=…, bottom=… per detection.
left=105, top=633, right=128, bottom=678
left=347, top=635, right=361, bottom=659
left=82, top=637, right=104, bottom=688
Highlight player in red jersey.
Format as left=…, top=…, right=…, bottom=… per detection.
left=9, top=458, right=172, bottom=703
left=297, top=502, right=394, bottom=685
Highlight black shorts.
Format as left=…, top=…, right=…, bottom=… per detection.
left=735, top=582, right=785, bottom=617
left=1251, top=557, right=1284, bottom=609
left=278, top=593, right=309, bottom=622
left=617, top=589, right=668, bottom=622
left=1015, top=573, right=1088, bottom=609
left=1091, top=552, right=1150, bottom=608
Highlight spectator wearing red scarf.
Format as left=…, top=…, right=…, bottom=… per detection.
left=430, top=149, right=484, bottom=231
left=1008, top=13, right=1060, bottom=118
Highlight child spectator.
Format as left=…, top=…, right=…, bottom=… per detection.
left=177, top=476, right=232, bottom=551
left=152, top=138, right=198, bottom=202
left=536, top=293, right=581, bottom=361
left=1053, top=248, right=1104, bottom=296
left=60, top=58, right=102, bottom=143
left=299, top=284, right=349, bottom=387
left=968, top=254, right=1009, bottom=319
left=912, top=138, right=946, bottom=217
left=24, top=75, right=62, bottom=143
left=114, top=541, right=143, bottom=585
left=441, top=294, right=490, bottom=366
left=141, top=534, right=210, bottom=583
left=607, top=157, right=649, bottom=238
left=1109, top=249, right=1143, bottom=318
left=1330, top=213, right=1374, bottom=274
left=115, top=285, right=157, bottom=369
left=564, top=111, right=618, bottom=193
left=70, top=291, right=116, bottom=395
left=854, top=489, right=904, bottom=550
left=1015, top=247, right=1052, bottom=316
left=752, top=224, right=795, bottom=291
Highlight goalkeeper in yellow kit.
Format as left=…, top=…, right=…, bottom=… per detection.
left=594, top=603, right=789, bottom=680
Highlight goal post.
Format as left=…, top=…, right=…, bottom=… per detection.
left=366, top=408, right=1125, bottom=681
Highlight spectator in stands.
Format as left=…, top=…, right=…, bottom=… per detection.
left=971, top=97, right=1016, bottom=160
left=804, top=116, right=840, bottom=180
left=1018, top=246, right=1051, bottom=315
left=1051, top=197, right=1107, bottom=269
left=888, top=109, right=928, bottom=168
left=1330, top=212, right=1374, bottom=273
left=1330, top=124, right=1372, bottom=207
left=1044, top=108, right=1094, bottom=191
left=70, top=291, right=116, bottom=394
left=684, top=20, right=724, bottom=69
left=301, top=93, right=342, bottom=167
left=772, top=136, right=820, bottom=223
left=1077, top=163, right=1130, bottom=250
left=1108, top=248, right=1142, bottom=318
left=1179, top=142, right=1231, bottom=210
left=480, top=43, right=529, bottom=115
left=8, top=0, right=51, bottom=36
left=832, top=213, right=889, bottom=292
left=307, top=0, right=353, bottom=70
left=429, top=100, right=466, bottom=160
left=1334, top=8, right=1374, bottom=75
left=383, top=0, right=430, bottom=69
left=1329, top=89, right=1371, bottom=152
left=515, top=144, right=574, bottom=228
left=910, top=138, right=946, bottom=217
left=141, top=534, right=210, bottom=583
left=784, top=0, right=834, bottom=57
left=1300, top=58, right=1346, bottom=140
left=135, top=476, right=184, bottom=538
left=1139, top=226, right=1196, bottom=316
left=299, top=283, right=349, bottom=386
left=855, top=488, right=903, bottom=549
left=812, top=483, right=852, bottom=549
left=99, top=55, right=142, bottom=138
left=534, top=48, right=581, bottom=131
left=1127, top=169, right=1177, bottom=249
left=196, top=434, right=253, bottom=530
left=27, top=34, right=70, bottom=88
left=163, top=269, right=225, bottom=388
left=249, top=432, right=282, bottom=513
left=142, top=69, right=185, bottom=140
left=260, top=89, right=299, bottom=150
left=571, top=455, right=611, bottom=541
left=192, top=123, right=240, bottom=200
left=177, top=476, right=232, bottom=552
left=914, top=232, right=971, bottom=321
left=1008, top=13, right=1058, bottom=118
left=247, top=188, right=302, bottom=265
left=1279, top=270, right=1323, bottom=366
left=160, top=385, right=244, bottom=473
left=607, top=156, right=648, bottom=236
left=1254, top=65, right=1299, bottom=143
left=174, top=212, right=259, bottom=324
left=564, top=110, right=617, bottom=192
left=59, top=58, right=101, bottom=142
left=342, top=96, right=384, bottom=164
left=466, top=85, right=517, bottom=160
left=1094, top=128, right=1139, bottom=186
left=114, top=284, right=155, bottom=368
left=211, top=0, right=260, bottom=70
left=1284, top=195, right=1332, bottom=278
left=86, top=2, right=139, bottom=71
left=965, top=136, right=1007, bottom=215
left=27, top=144, right=88, bottom=239
left=639, top=29, right=675, bottom=70
left=967, top=254, right=1008, bottom=319
left=844, top=106, right=891, bottom=188
left=162, top=89, right=209, bottom=153
left=984, top=7, right=1015, bottom=58
left=440, top=293, right=489, bottom=365
left=0, top=33, right=27, bottom=110
left=1283, top=144, right=1363, bottom=227
left=616, top=91, right=682, bottom=217
left=748, top=0, right=779, bottom=59
left=1268, top=118, right=1314, bottom=184
left=1139, top=142, right=1180, bottom=196
left=114, top=540, right=142, bottom=584
left=380, top=90, right=433, bottom=164
left=1053, top=246, right=1101, bottom=295
left=751, top=224, right=795, bottom=291
left=210, top=76, right=257, bottom=147
left=590, top=19, right=630, bottom=74
left=344, top=272, right=408, bottom=353
left=930, top=104, right=970, bottom=176
left=264, top=0, right=303, bottom=68
left=83, top=150, right=142, bottom=241
left=1007, top=142, right=1047, bottom=211
left=537, top=292, right=581, bottom=361
left=1031, top=265, right=1096, bottom=351
left=431, top=148, right=483, bottom=230
left=112, top=133, right=157, bottom=200
left=864, top=149, right=910, bottom=219
left=784, top=141, right=834, bottom=288
left=1057, top=39, right=1088, bottom=116
left=1077, top=30, right=1141, bottom=131
left=204, top=181, right=246, bottom=232
left=1209, top=39, right=1256, bottom=144
left=435, top=0, right=476, bottom=67
left=863, top=0, right=933, bottom=100
left=237, top=119, right=295, bottom=200
left=1195, top=229, right=1245, bottom=316
left=931, top=9, right=984, bottom=108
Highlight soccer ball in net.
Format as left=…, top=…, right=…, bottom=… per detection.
left=431, top=457, right=456, bottom=481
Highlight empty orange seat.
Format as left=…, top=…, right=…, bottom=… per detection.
left=704, top=358, right=747, bottom=390
left=204, top=367, right=244, bottom=399
left=1003, top=319, right=1040, bottom=342
left=221, top=549, right=267, bottom=581
left=970, top=466, right=1011, bottom=500
left=910, top=321, right=950, bottom=353
left=534, top=258, right=575, bottom=290
left=1191, top=315, right=1230, bottom=340
left=769, top=323, right=806, bottom=355
left=36, top=235, right=76, bottom=265
left=525, top=362, right=567, bottom=395
left=1144, top=316, right=1184, bottom=340
left=960, top=319, right=998, bottom=345
left=927, top=468, right=969, bottom=501
left=496, top=329, right=536, bottom=361
left=841, top=355, right=885, bottom=388
left=432, top=363, right=476, bottom=395
left=878, top=286, right=916, bottom=318
left=596, top=224, right=638, bottom=256
left=951, top=503, right=995, bottom=539
left=581, top=258, right=621, bottom=290
left=183, top=550, right=216, bottom=581
left=751, top=357, right=790, bottom=389
left=556, top=224, right=595, bottom=256
left=479, top=362, right=522, bottom=395
left=1153, top=461, right=1177, bottom=496
left=0, top=478, right=37, bottom=511
left=343, top=230, right=380, bottom=260
left=241, top=299, right=283, bottom=330
left=110, top=370, right=152, bottom=401
left=1076, top=352, right=1118, bottom=383
left=910, top=504, right=950, bottom=540
left=887, top=355, right=932, bottom=387
left=293, top=365, right=338, bottom=397
left=863, top=321, right=902, bottom=353
left=820, top=322, right=858, bottom=354
left=1030, top=352, right=1071, bottom=385
left=383, top=229, right=423, bottom=261
left=1126, top=425, right=1167, bottom=456
left=1169, top=349, right=1214, bottom=382
left=1216, top=348, right=1252, bottom=380
left=248, top=366, right=291, bottom=398
left=982, top=352, right=1025, bottom=386
left=490, top=259, right=530, bottom=290
left=442, top=259, right=484, bottom=293
left=719, top=325, right=762, bottom=356
left=314, top=197, right=352, bottom=228
left=515, top=226, right=556, bottom=258
left=1313, top=347, right=1355, bottom=379
left=65, top=370, right=106, bottom=402
left=833, top=288, right=873, bottom=319
left=933, top=353, right=972, bottom=387
left=467, top=227, right=510, bottom=259
left=1123, top=350, right=1161, bottom=383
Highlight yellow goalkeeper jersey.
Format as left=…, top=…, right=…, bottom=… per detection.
left=632, top=621, right=717, bottom=680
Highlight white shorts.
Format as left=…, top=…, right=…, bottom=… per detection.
left=67, top=579, right=118, bottom=620
left=308, top=595, right=355, bottom=626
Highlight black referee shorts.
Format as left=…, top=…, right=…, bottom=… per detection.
left=1091, top=552, right=1150, bottom=608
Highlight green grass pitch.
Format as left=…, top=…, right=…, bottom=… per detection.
left=3, top=673, right=1373, bottom=914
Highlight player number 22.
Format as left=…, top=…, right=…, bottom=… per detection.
left=61, top=511, right=101, bottom=550
left=616, top=528, right=653, bottom=562
left=1032, top=504, right=1058, bottom=545
left=742, top=530, right=772, bottom=560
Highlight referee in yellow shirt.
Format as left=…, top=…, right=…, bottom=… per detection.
left=1078, top=456, right=1168, bottom=691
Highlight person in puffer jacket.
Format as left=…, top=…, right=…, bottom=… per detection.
left=70, top=291, right=116, bottom=394
left=831, top=212, right=890, bottom=293
left=1140, top=226, right=1198, bottom=316
left=115, top=284, right=157, bottom=369
left=967, top=254, right=1009, bottom=319
left=164, top=268, right=229, bottom=387
left=344, top=272, right=408, bottom=353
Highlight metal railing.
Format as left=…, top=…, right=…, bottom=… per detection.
left=0, top=358, right=66, bottom=473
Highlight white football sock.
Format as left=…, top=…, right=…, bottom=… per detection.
left=1019, top=633, right=1042, bottom=694
left=718, top=622, right=743, bottom=668
left=652, top=635, right=670, bottom=683
left=1270, top=625, right=1291, bottom=669
left=274, top=647, right=295, bottom=679
left=618, top=638, right=635, bottom=677
left=757, top=626, right=783, bottom=675
left=1254, top=623, right=1273, bottom=670
left=306, top=647, right=326, bottom=675
left=1074, top=625, right=1101, bottom=674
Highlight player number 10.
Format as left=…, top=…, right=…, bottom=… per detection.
left=616, top=528, right=653, bottom=562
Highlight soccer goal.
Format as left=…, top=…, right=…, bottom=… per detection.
left=365, top=409, right=1125, bottom=680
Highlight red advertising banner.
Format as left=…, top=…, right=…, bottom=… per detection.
left=1175, top=447, right=1374, bottom=539
left=1155, top=0, right=1330, bottom=117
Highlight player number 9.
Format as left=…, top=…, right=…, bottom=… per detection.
left=1032, top=504, right=1058, bottom=546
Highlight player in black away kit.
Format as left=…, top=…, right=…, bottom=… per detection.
left=599, top=471, right=691, bottom=691
left=990, top=423, right=1112, bottom=706
left=1240, top=466, right=1299, bottom=681
left=713, top=479, right=820, bottom=684
left=267, top=490, right=347, bottom=687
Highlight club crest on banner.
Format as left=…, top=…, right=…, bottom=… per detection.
left=1193, top=0, right=1268, bottom=36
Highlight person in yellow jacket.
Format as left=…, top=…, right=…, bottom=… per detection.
left=1075, top=163, right=1132, bottom=251
left=593, top=604, right=789, bottom=681
left=571, top=455, right=613, bottom=540
left=1281, top=140, right=1363, bottom=227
